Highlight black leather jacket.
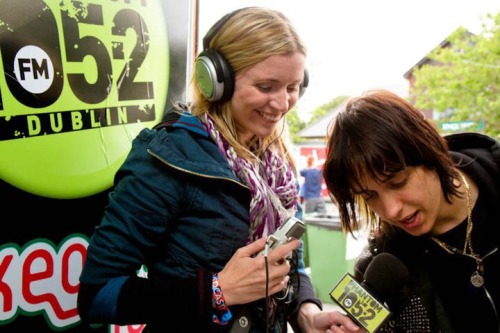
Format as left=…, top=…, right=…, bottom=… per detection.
left=354, top=133, right=500, bottom=333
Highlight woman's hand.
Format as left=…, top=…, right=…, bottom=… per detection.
left=297, top=303, right=365, bottom=333
left=217, top=237, right=300, bottom=305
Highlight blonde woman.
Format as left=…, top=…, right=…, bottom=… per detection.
left=78, top=7, right=362, bottom=333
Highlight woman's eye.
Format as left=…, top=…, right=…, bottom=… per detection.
left=390, top=178, right=407, bottom=188
left=257, top=85, right=272, bottom=92
left=361, top=191, right=376, bottom=201
left=386, top=170, right=409, bottom=188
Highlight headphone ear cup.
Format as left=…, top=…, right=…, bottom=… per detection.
left=195, top=49, right=235, bottom=102
left=299, top=68, right=309, bottom=98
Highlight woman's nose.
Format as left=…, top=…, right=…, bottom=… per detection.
left=378, top=193, right=403, bottom=220
left=269, top=89, right=290, bottom=111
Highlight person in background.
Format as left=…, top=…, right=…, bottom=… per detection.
left=300, top=155, right=327, bottom=215
left=323, top=89, right=500, bottom=333
left=77, top=7, right=362, bottom=333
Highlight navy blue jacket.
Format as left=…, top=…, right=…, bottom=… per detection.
left=77, top=110, right=319, bottom=332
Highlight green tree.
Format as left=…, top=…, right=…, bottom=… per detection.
left=412, top=12, right=500, bottom=138
left=287, top=96, right=350, bottom=143
left=308, top=96, right=349, bottom=124
left=286, top=107, right=306, bottom=142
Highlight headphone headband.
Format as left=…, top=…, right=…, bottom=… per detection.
left=202, top=8, right=247, bottom=50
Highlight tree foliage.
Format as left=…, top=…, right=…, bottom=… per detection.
left=286, top=107, right=306, bottom=143
left=412, top=12, right=500, bottom=139
left=286, top=96, right=349, bottom=143
left=308, top=96, right=350, bottom=124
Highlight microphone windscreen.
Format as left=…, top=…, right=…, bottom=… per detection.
left=363, top=252, right=409, bottom=300
left=353, top=248, right=374, bottom=280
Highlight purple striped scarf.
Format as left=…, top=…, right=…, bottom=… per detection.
left=201, top=114, right=298, bottom=243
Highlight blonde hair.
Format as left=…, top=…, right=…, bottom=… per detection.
left=190, top=7, right=307, bottom=172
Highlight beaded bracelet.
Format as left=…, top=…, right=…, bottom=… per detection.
left=211, top=273, right=232, bottom=325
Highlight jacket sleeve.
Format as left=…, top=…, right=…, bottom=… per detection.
left=77, top=128, right=214, bottom=328
left=77, top=269, right=213, bottom=328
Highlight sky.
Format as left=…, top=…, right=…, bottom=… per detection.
left=198, top=0, right=499, bottom=120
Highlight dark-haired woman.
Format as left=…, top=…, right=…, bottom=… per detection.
left=323, top=89, right=500, bottom=332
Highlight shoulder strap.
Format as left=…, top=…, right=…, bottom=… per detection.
left=153, top=102, right=188, bottom=130
left=153, top=111, right=182, bottom=131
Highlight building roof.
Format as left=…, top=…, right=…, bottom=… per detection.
left=297, top=103, right=345, bottom=140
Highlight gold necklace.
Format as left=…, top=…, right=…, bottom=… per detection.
left=431, top=171, right=485, bottom=288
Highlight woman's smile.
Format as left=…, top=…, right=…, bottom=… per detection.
left=256, top=109, right=282, bottom=123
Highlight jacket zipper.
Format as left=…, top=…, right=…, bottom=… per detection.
left=147, top=149, right=249, bottom=189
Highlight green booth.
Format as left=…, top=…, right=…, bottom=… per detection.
left=304, top=215, right=357, bottom=304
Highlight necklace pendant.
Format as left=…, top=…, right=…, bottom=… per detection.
left=470, top=271, right=484, bottom=288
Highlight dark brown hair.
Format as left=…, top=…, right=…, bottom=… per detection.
left=323, top=89, right=460, bottom=235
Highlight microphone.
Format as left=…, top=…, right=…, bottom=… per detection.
left=329, top=253, right=409, bottom=333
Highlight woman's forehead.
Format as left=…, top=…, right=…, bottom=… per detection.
left=350, top=167, right=401, bottom=191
